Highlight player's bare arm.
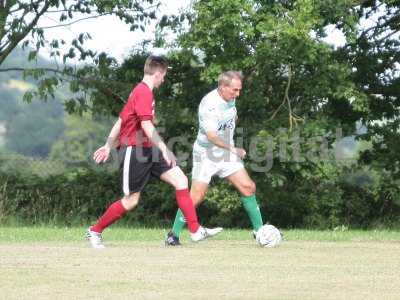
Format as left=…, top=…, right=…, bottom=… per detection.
left=105, top=118, right=122, bottom=148
left=93, top=118, right=122, bottom=164
left=206, top=130, right=246, bottom=159
left=141, top=120, right=177, bottom=166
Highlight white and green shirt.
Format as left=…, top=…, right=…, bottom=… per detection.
left=193, top=89, right=237, bottom=156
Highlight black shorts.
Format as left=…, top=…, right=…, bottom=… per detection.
left=118, top=146, right=172, bottom=195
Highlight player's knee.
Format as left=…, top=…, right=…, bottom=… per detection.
left=175, top=174, right=189, bottom=190
left=122, top=194, right=139, bottom=211
left=190, top=192, right=204, bottom=206
left=242, top=181, right=256, bottom=196
left=172, top=168, right=189, bottom=190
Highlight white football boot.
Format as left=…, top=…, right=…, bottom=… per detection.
left=86, top=228, right=105, bottom=249
left=190, top=226, right=223, bottom=242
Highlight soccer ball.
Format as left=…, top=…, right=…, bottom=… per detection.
left=256, top=224, right=282, bottom=247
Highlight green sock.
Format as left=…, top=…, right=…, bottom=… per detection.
left=171, top=209, right=186, bottom=237
left=241, top=194, right=263, bottom=231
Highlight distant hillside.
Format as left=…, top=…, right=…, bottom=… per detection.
left=0, top=47, right=66, bottom=158
left=0, top=46, right=56, bottom=83
left=1, top=46, right=56, bottom=68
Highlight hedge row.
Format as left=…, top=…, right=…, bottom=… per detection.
left=0, top=168, right=399, bottom=228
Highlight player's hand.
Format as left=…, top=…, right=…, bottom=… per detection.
left=93, top=145, right=111, bottom=164
left=231, top=147, right=246, bottom=159
left=162, top=149, right=177, bottom=167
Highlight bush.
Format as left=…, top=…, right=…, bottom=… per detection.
left=1, top=165, right=399, bottom=228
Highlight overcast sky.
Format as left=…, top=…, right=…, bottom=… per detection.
left=36, top=1, right=191, bottom=62
left=32, top=0, right=384, bottom=64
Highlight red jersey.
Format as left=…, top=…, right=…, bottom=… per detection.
left=119, top=82, right=155, bottom=147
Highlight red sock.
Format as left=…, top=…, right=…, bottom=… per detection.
left=91, top=199, right=127, bottom=233
left=175, top=189, right=200, bottom=233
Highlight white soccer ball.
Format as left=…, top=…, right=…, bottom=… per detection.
left=256, top=224, right=282, bottom=247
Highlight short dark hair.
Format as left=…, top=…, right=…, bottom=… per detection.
left=144, top=55, right=168, bottom=75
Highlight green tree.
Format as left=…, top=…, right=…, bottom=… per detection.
left=0, top=0, right=159, bottom=110
left=348, top=1, right=400, bottom=168
left=155, top=0, right=400, bottom=227
left=0, top=0, right=159, bottom=64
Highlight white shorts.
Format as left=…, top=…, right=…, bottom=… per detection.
left=192, top=151, right=244, bottom=183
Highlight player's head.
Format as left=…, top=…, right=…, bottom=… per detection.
left=144, top=55, right=169, bottom=88
left=218, top=71, right=243, bottom=101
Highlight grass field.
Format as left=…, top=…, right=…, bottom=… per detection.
left=1, top=227, right=400, bottom=299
